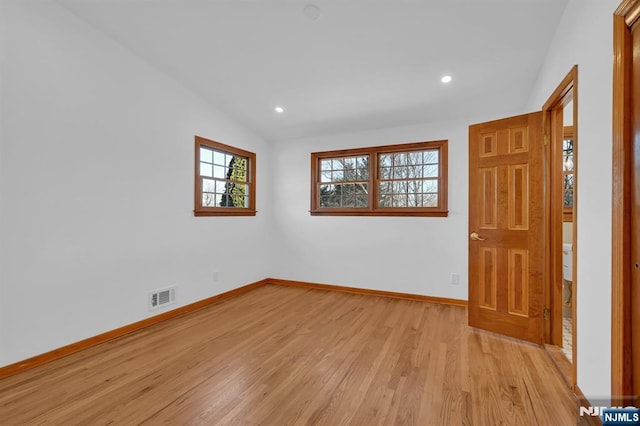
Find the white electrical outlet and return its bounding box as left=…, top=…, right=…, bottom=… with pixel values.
left=451, top=273, right=460, bottom=285
left=213, top=271, right=219, bottom=282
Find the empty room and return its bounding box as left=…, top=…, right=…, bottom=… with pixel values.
left=0, top=0, right=637, bottom=425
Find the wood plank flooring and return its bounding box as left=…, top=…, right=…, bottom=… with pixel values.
left=0, top=284, right=583, bottom=425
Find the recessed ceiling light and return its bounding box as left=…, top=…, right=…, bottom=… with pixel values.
left=275, top=106, right=284, bottom=113
left=441, top=75, right=452, bottom=84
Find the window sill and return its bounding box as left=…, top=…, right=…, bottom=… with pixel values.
left=309, top=209, right=448, bottom=217
left=194, top=210, right=257, bottom=217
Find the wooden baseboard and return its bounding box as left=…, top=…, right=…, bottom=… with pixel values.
left=0, top=279, right=269, bottom=379
left=544, top=344, right=573, bottom=389
left=575, top=385, right=603, bottom=426
left=266, top=278, right=468, bottom=307
left=0, top=277, right=467, bottom=379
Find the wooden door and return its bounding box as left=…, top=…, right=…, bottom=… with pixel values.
left=631, top=19, right=640, bottom=396
left=468, top=112, right=544, bottom=344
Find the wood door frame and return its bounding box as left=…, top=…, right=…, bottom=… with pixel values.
left=612, top=0, right=638, bottom=402
left=542, top=65, right=578, bottom=389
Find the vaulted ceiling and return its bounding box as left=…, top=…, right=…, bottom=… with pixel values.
left=57, top=0, right=569, bottom=141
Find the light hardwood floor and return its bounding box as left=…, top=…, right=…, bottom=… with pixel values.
left=0, top=284, right=584, bottom=425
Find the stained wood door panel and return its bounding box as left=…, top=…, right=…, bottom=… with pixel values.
left=469, top=112, right=544, bottom=344
left=480, top=167, right=498, bottom=229
left=508, top=165, right=529, bottom=230
left=509, top=127, right=529, bottom=153
left=479, top=247, right=497, bottom=309
left=480, top=132, right=498, bottom=157
left=508, top=248, right=530, bottom=316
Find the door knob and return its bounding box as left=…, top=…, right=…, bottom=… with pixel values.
left=470, top=232, right=486, bottom=241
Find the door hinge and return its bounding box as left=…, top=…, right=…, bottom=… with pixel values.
left=543, top=307, right=550, bottom=319
left=543, top=134, right=550, bottom=146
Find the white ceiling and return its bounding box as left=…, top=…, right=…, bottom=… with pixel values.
left=57, top=0, right=569, bottom=141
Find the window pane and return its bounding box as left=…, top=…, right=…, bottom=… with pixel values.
left=355, top=183, right=368, bottom=195
left=356, top=194, right=368, bottom=207
left=393, top=194, right=408, bottom=207
left=200, top=148, right=213, bottom=164
left=407, top=164, right=423, bottom=178
left=394, top=153, right=407, bottom=166
left=407, top=180, right=422, bottom=193
left=320, top=183, right=335, bottom=193
left=202, top=193, right=216, bottom=207
left=379, top=154, right=392, bottom=167
left=423, top=165, right=438, bottom=178
left=230, top=157, right=247, bottom=182
left=319, top=183, right=339, bottom=207
left=393, top=166, right=408, bottom=179
left=408, top=152, right=422, bottom=164
left=219, top=193, right=234, bottom=207
left=213, top=165, right=226, bottom=179
left=563, top=155, right=574, bottom=172
left=342, top=192, right=356, bottom=207
left=564, top=174, right=574, bottom=190
left=564, top=189, right=574, bottom=207
left=214, top=180, right=225, bottom=193
left=200, top=163, right=213, bottom=177
left=378, top=182, right=392, bottom=197
left=423, top=179, right=438, bottom=193
left=332, top=170, right=344, bottom=182
left=343, top=157, right=355, bottom=169
left=321, top=159, right=332, bottom=171
left=423, top=193, right=438, bottom=207
left=213, top=151, right=226, bottom=166
left=320, top=195, right=337, bottom=208
left=424, top=150, right=439, bottom=164
left=393, top=181, right=408, bottom=193
left=563, top=139, right=574, bottom=153
left=356, top=167, right=369, bottom=180
left=202, top=178, right=216, bottom=193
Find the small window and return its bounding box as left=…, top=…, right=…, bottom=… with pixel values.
left=311, top=140, right=448, bottom=217
left=194, top=136, right=256, bottom=216
left=562, top=126, right=574, bottom=222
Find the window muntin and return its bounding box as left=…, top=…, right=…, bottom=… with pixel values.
left=310, top=140, right=448, bottom=217
left=194, top=136, right=256, bottom=216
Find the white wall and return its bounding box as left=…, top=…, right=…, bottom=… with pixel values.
left=525, top=0, right=619, bottom=400
left=0, top=0, right=6, bottom=362
left=0, top=0, right=273, bottom=367
left=270, top=119, right=478, bottom=300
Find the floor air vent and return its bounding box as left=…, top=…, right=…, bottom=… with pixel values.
left=149, top=287, right=176, bottom=311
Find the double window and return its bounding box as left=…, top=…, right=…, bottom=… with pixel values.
left=310, top=140, right=448, bottom=216
left=194, top=136, right=256, bottom=216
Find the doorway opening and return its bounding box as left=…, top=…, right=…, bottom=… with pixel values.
left=542, top=66, right=578, bottom=388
